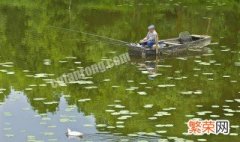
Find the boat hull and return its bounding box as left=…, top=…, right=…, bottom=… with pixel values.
left=128, top=35, right=211, bottom=56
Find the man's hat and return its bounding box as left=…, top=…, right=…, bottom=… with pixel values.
left=148, top=25, right=155, bottom=30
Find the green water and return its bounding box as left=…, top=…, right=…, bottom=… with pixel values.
left=0, top=0, right=240, bottom=142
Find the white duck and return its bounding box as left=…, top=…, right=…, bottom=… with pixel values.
left=66, top=128, right=83, bottom=137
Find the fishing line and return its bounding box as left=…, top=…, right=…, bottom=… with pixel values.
left=48, top=25, right=129, bottom=46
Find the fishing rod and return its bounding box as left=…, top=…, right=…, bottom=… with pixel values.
left=48, top=25, right=129, bottom=46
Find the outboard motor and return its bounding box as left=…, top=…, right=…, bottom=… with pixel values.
left=179, top=31, right=192, bottom=44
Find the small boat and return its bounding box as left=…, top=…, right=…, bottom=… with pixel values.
left=127, top=34, right=211, bottom=56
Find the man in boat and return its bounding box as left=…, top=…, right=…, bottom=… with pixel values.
left=140, top=25, right=159, bottom=48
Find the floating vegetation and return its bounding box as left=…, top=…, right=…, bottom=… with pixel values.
left=0, top=102, right=5, bottom=105
left=114, top=104, right=125, bottom=109
left=143, top=104, right=153, bottom=108
left=65, top=56, right=77, bottom=59
left=185, top=114, right=195, bottom=118
left=155, top=124, right=174, bottom=128
left=180, top=91, right=193, bottom=95
left=85, top=86, right=98, bottom=89
left=74, top=61, right=81, bottom=64
left=103, top=78, right=110, bottom=82
left=230, top=80, right=237, bottom=83
left=59, top=60, right=68, bottom=63
left=43, top=59, right=51, bottom=65
left=96, top=124, right=107, bottom=128
left=234, top=62, right=240, bottom=66
left=125, top=87, right=138, bottom=91
left=1, top=64, right=14, bottom=68
left=221, top=49, right=231, bottom=52
left=119, top=110, right=130, bottom=115
left=181, top=90, right=202, bottom=95
left=130, top=112, right=139, bottom=115
left=78, top=80, right=93, bottom=84
left=174, top=76, right=188, bottom=80
left=114, top=100, right=121, bottom=103
left=222, top=75, right=231, bottom=78
left=5, top=134, right=14, bottom=137
left=234, top=99, right=240, bottom=103
left=59, top=118, right=70, bottom=123
left=59, top=115, right=76, bottom=123
left=176, top=57, right=187, bottom=60
left=25, top=74, right=34, bottom=78
left=199, top=62, right=211, bottom=66
left=193, top=90, right=203, bottom=95
left=29, top=84, right=37, bottom=87
left=211, top=105, right=220, bottom=108
left=145, top=86, right=152, bottom=89
left=0, top=62, right=14, bottom=67
left=148, top=117, right=157, bottom=120
left=202, top=72, right=213, bottom=75
left=116, top=121, right=124, bottom=124
left=65, top=107, right=75, bottom=112
left=116, top=125, right=125, bottom=128
left=34, top=73, right=48, bottom=78
left=156, top=130, right=167, bottom=134
left=3, top=127, right=12, bottom=131
left=33, top=98, right=46, bottom=101
left=107, top=126, right=115, bottom=129
left=0, top=88, right=6, bottom=92
left=139, top=82, right=147, bottom=85
left=4, top=112, right=13, bottom=117
left=39, top=84, right=47, bottom=87
left=6, top=71, right=15, bottom=75
left=127, top=80, right=134, bottom=83
left=231, top=125, right=239, bottom=129
left=162, top=107, right=176, bottom=111
left=196, top=105, right=203, bottom=107
left=141, top=71, right=149, bottom=74
left=197, top=139, right=207, bottom=142
left=224, top=113, right=234, bottom=116
left=111, top=112, right=120, bottom=116
left=223, top=108, right=235, bottom=113
left=210, top=115, right=220, bottom=118
left=137, top=91, right=147, bottom=95
left=23, top=70, right=30, bottom=73
left=0, top=69, right=7, bottom=73
left=196, top=111, right=212, bottom=116
left=84, top=124, right=94, bottom=127
left=154, top=111, right=171, bottom=117
left=44, top=101, right=58, bottom=105
left=127, top=133, right=137, bottom=137
left=78, top=98, right=91, bottom=102
left=145, top=132, right=158, bottom=136
left=25, top=88, right=33, bottom=91
left=118, top=115, right=132, bottom=120
left=157, top=65, right=172, bottom=68
left=229, top=133, right=238, bottom=136
left=225, top=100, right=234, bottom=103
left=105, top=109, right=115, bottom=112
left=158, top=84, right=175, bottom=88
left=193, top=68, right=201, bottom=71
left=43, top=132, right=54, bottom=136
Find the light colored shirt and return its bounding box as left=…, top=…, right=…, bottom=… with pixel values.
left=146, top=30, right=158, bottom=42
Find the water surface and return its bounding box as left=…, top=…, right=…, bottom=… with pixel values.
left=0, top=0, right=240, bottom=141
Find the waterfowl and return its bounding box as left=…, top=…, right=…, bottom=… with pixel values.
left=66, top=128, right=83, bottom=137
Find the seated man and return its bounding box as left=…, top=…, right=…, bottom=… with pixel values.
left=140, top=25, right=159, bottom=48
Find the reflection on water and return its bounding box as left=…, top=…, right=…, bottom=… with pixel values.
left=0, top=0, right=240, bottom=141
